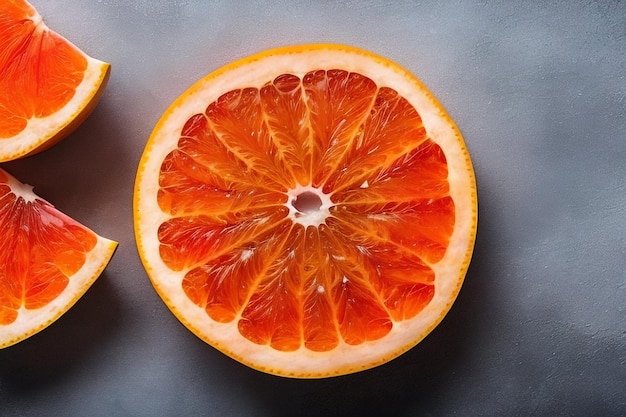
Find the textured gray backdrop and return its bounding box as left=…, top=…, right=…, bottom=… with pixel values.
left=1, top=1, right=624, bottom=416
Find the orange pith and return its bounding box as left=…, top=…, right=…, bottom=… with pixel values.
left=135, top=44, right=477, bottom=377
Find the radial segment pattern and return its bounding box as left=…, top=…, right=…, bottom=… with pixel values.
left=0, top=0, right=87, bottom=138
left=0, top=171, right=97, bottom=325
left=156, top=69, right=455, bottom=352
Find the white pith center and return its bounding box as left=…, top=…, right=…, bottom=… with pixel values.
left=7, top=175, right=38, bottom=203
left=30, top=11, right=48, bottom=36
left=285, top=184, right=334, bottom=228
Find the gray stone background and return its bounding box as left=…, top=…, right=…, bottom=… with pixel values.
left=1, top=1, right=624, bottom=415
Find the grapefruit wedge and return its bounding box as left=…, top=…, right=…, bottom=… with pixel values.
left=0, top=168, right=117, bottom=348
left=134, top=44, right=477, bottom=378
left=0, top=0, right=110, bottom=162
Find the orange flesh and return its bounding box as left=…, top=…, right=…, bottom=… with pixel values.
left=0, top=0, right=87, bottom=138
left=157, top=70, right=455, bottom=352
left=0, top=170, right=97, bottom=325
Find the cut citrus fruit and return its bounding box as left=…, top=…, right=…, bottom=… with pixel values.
left=0, top=168, right=117, bottom=348
left=134, top=44, right=477, bottom=378
left=0, top=0, right=110, bottom=162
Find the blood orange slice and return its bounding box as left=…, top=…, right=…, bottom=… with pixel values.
left=0, top=168, right=117, bottom=348
left=134, top=44, right=477, bottom=378
left=0, top=0, right=110, bottom=162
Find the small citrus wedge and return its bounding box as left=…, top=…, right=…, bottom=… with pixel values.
left=134, top=44, right=477, bottom=378
left=0, top=0, right=110, bottom=162
left=0, top=168, right=117, bottom=348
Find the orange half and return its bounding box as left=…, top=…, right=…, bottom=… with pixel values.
left=134, top=44, right=477, bottom=378
left=0, top=0, right=110, bottom=162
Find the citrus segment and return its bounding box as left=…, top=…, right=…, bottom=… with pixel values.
left=134, top=44, right=477, bottom=377
left=0, top=0, right=110, bottom=161
left=0, top=168, right=117, bottom=348
left=322, top=87, right=429, bottom=193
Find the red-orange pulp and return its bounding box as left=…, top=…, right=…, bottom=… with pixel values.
left=155, top=69, right=454, bottom=352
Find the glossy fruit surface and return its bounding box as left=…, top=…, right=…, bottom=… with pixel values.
left=0, top=0, right=110, bottom=162
left=0, top=168, right=117, bottom=348
left=134, top=44, right=477, bottom=377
